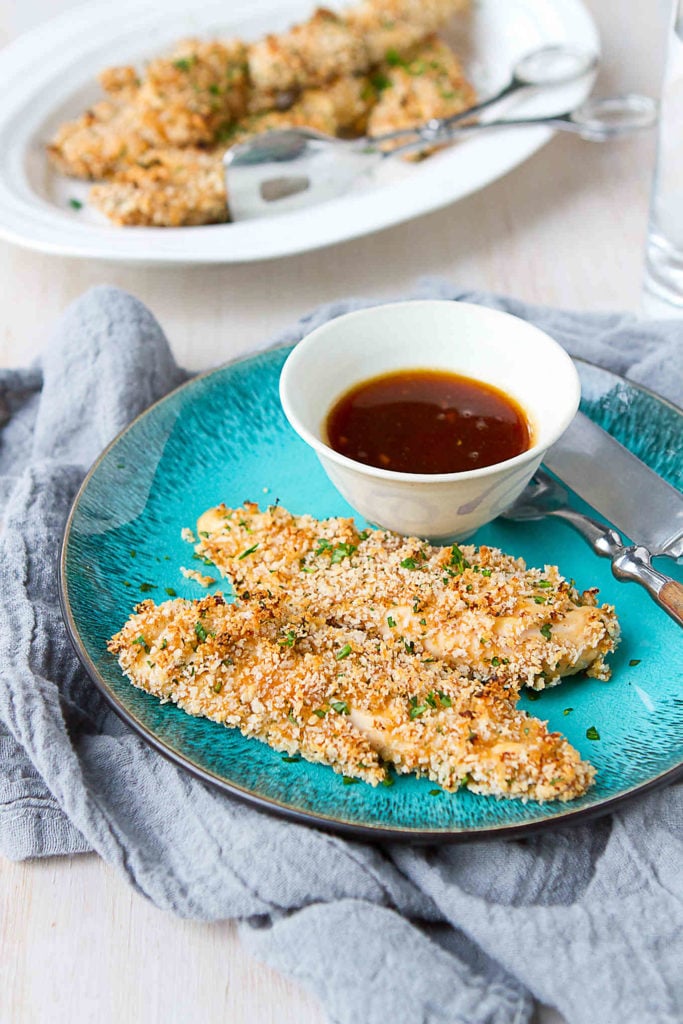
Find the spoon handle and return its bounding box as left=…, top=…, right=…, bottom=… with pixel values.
left=384, top=94, right=656, bottom=156
left=368, top=80, right=518, bottom=148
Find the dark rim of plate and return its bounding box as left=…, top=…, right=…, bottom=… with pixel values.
left=58, top=352, right=683, bottom=843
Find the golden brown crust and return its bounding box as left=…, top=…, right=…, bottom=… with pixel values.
left=107, top=500, right=620, bottom=801
left=194, top=503, right=620, bottom=690
left=109, top=591, right=594, bottom=800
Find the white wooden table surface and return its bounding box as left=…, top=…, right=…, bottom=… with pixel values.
left=0, top=2, right=667, bottom=1022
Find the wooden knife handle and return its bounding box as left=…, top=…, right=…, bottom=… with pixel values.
left=659, top=580, right=683, bottom=628
left=611, top=546, right=683, bottom=629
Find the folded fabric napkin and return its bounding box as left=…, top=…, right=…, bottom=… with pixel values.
left=1, top=281, right=681, bottom=1024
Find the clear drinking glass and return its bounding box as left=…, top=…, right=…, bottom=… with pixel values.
left=643, top=0, right=683, bottom=315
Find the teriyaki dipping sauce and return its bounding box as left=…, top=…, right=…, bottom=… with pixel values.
left=325, top=368, right=532, bottom=474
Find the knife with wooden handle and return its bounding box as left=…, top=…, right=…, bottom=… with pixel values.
left=543, top=412, right=683, bottom=627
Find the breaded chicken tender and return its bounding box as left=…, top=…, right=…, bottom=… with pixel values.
left=368, top=35, right=477, bottom=147
left=48, top=39, right=249, bottom=180
left=89, top=147, right=228, bottom=227
left=89, top=77, right=372, bottom=226
left=194, top=503, right=620, bottom=690
left=248, top=0, right=469, bottom=92
left=109, top=593, right=594, bottom=800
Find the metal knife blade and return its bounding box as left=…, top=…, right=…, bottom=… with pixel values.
left=543, top=411, right=683, bottom=558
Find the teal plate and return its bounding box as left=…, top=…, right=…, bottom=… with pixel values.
left=59, top=352, right=683, bottom=841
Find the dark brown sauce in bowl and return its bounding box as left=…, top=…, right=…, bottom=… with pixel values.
left=325, top=369, right=532, bottom=475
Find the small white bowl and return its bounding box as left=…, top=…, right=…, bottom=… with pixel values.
left=279, top=300, right=580, bottom=540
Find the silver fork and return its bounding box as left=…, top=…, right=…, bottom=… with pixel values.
left=502, top=470, right=683, bottom=627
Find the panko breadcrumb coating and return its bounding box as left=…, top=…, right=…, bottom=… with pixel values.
left=89, top=147, right=228, bottom=227
left=249, top=0, right=469, bottom=92
left=88, top=77, right=372, bottom=226
left=367, top=35, right=477, bottom=149
left=109, top=502, right=619, bottom=801
left=47, top=0, right=474, bottom=226
left=109, top=592, right=594, bottom=801
left=194, top=503, right=620, bottom=691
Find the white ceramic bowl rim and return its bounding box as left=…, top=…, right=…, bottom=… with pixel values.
left=279, top=299, right=581, bottom=484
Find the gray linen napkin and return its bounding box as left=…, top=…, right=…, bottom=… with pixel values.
left=1, top=282, right=681, bottom=1024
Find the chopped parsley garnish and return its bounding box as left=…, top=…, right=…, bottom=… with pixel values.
left=238, top=543, right=259, bottom=560
left=465, top=584, right=473, bottom=593
left=490, top=657, right=500, bottom=667
left=342, top=776, right=360, bottom=785
left=387, top=616, right=396, bottom=628
left=586, top=726, right=600, bottom=741
left=192, top=553, right=214, bottom=566
left=408, top=696, right=428, bottom=720
left=424, top=691, right=437, bottom=708
left=437, top=691, right=452, bottom=707
left=540, top=623, right=553, bottom=641
left=358, top=530, right=370, bottom=541
left=403, top=639, right=415, bottom=654
left=563, top=707, right=573, bottom=716
left=382, top=775, right=395, bottom=787
left=164, top=587, right=177, bottom=597
left=287, top=709, right=298, bottom=725
left=129, top=549, right=136, bottom=558
left=481, top=568, right=492, bottom=577
left=537, top=580, right=552, bottom=588
left=315, top=538, right=333, bottom=555
left=429, top=789, right=443, bottom=796
left=212, top=680, right=223, bottom=694
left=331, top=542, right=357, bottom=564
left=400, top=557, right=419, bottom=570
left=406, top=59, right=427, bottom=76
left=216, top=122, right=239, bottom=143
left=371, top=72, right=391, bottom=92
left=133, top=635, right=149, bottom=653
left=198, top=530, right=210, bottom=538
left=629, top=659, right=641, bottom=667
left=385, top=47, right=403, bottom=65
left=419, top=618, right=427, bottom=626
left=173, top=56, right=196, bottom=71
left=312, top=708, right=327, bottom=718
left=282, top=755, right=300, bottom=763
left=534, top=596, right=547, bottom=605
left=278, top=629, right=297, bottom=648
left=160, top=639, right=168, bottom=650
left=139, top=582, right=156, bottom=593
left=69, top=198, right=83, bottom=210
left=336, top=644, right=352, bottom=660
left=331, top=700, right=349, bottom=715
left=194, top=621, right=208, bottom=643
left=448, top=543, right=470, bottom=573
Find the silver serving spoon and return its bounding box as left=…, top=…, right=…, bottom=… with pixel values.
left=225, top=92, right=656, bottom=220
left=502, top=470, right=683, bottom=628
